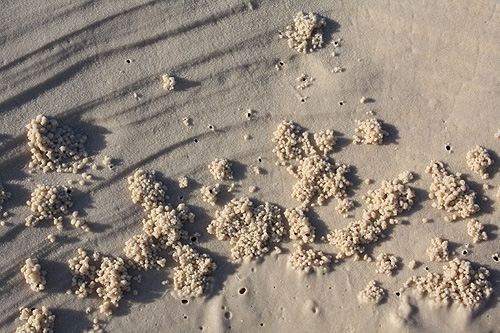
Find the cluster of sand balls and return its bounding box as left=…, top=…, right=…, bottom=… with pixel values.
left=288, top=244, right=331, bottom=273
left=375, top=253, right=398, bottom=276
left=426, top=237, right=449, bottom=262
left=94, top=256, right=132, bottom=316
left=285, top=207, right=315, bottom=244
left=426, top=161, right=479, bottom=221
left=25, top=184, right=73, bottom=229
left=200, top=184, right=220, bottom=206
left=68, top=248, right=97, bottom=298
left=466, top=146, right=493, bottom=179
left=272, top=121, right=353, bottom=212
left=208, top=158, right=233, bottom=181
left=171, top=244, right=217, bottom=297
left=26, top=115, right=89, bottom=173
left=21, top=257, right=46, bottom=292
left=467, top=220, right=488, bottom=243
left=16, top=306, right=55, bottom=333
left=123, top=234, right=166, bottom=270
left=125, top=170, right=190, bottom=269
left=313, top=129, right=336, bottom=156
left=403, top=259, right=493, bottom=309
left=127, top=169, right=168, bottom=211
left=358, top=280, right=385, bottom=304
left=161, top=74, right=176, bottom=91
left=207, top=196, right=286, bottom=260
left=67, top=248, right=132, bottom=316
left=353, top=118, right=388, bottom=145
left=279, top=12, right=326, bottom=53
left=125, top=169, right=216, bottom=298
left=328, top=172, right=415, bottom=259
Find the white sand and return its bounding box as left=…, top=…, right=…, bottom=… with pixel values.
left=1, top=0, right=499, bottom=332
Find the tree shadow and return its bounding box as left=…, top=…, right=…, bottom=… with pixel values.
left=470, top=265, right=500, bottom=320
left=305, top=207, right=331, bottom=240
left=52, top=308, right=92, bottom=333
left=230, top=160, right=247, bottom=181
left=486, top=148, right=500, bottom=179
left=0, top=149, right=30, bottom=182
left=446, top=240, right=462, bottom=255
left=321, top=17, right=341, bottom=46
left=382, top=122, right=399, bottom=145
left=0, top=182, right=30, bottom=214
left=402, top=186, right=427, bottom=217
left=112, top=268, right=169, bottom=318
left=483, top=223, right=498, bottom=241
left=42, top=260, right=73, bottom=294
left=58, top=113, right=111, bottom=159
left=204, top=251, right=238, bottom=299
left=345, top=164, right=362, bottom=196
left=0, top=133, right=12, bottom=142
left=331, top=131, right=350, bottom=153
left=181, top=204, right=213, bottom=241
left=172, top=77, right=201, bottom=91
left=464, top=177, right=494, bottom=215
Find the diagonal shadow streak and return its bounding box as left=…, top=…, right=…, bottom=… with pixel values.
left=0, top=0, right=164, bottom=73
left=0, top=4, right=263, bottom=116
left=0, top=42, right=275, bottom=167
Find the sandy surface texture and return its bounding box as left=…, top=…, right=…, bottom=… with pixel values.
left=1, top=0, right=499, bottom=332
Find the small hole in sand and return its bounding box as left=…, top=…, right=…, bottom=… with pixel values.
left=199, top=327, right=204, bottom=330
left=66, top=189, right=72, bottom=193
left=425, top=266, right=429, bottom=271
left=260, top=323, right=264, bottom=327
left=239, top=288, right=247, bottom=295
left=258, top=157, right=262, bottom=162
left=395, top=292, right=401, bottom=297
left=300, top=98, right=306, bottom=103
left=463, top=250, right=468, bottom=255
left=493, top=255, right=499, bottom=262
left=338, top=101, right=344, bottom=106
left=194, top=138, right=198, bottom=143
left=183, top=315, right=188, bottom=319
left=445, top=145, right=451, bottom=151
left=181, top=299, right=188, bottom=304
left=191, top=236, right=197, bottom=242
left=224, top=311, right=232, bottom=319
left=125, top=59, right=131, bottom=63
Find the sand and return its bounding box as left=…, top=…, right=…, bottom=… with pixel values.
left=0, top=0, right=499, bottom=332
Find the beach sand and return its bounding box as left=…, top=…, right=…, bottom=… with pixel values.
left=1, top=0, right=499, bottom=331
